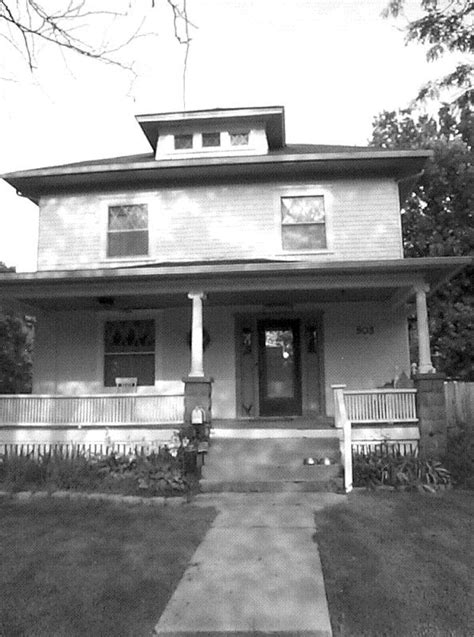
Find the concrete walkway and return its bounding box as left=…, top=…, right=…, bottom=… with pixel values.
left=154, top=492, right=346, bottom=637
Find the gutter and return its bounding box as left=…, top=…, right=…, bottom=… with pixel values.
left=2, top=149, right=433, bottom=180
left=0, top=257, right=470, bottom=285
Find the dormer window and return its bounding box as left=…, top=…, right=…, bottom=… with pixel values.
left=138, top=106, right=282, bottom=158
left=174, top=134, right=193, bottom=150
left=202, top=132, right=221, bottom=148
left=230, top=132, right=249, bottom=146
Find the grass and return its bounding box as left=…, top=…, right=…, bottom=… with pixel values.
left=0, top=497, right=216, bottom=636
left=314, top=490, right=473, bottom=637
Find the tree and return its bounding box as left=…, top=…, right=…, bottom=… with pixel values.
left=383, top=0, right=473, bottom=109
left=0, top=1, right=193, bottom=75
left=371, top=106, right=473, bottom=379
left=0, top=262, right=34, bottom=393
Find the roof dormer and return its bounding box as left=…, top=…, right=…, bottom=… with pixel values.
left=136, top=106, right=285, bottom=160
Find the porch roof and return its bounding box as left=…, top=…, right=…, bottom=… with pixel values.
left=0, top=257, right=469, bottom=311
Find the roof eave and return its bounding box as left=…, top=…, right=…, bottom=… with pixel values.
left=0, top=257, right=469, bottom=287
left=2, top=150, right=432, bottom=203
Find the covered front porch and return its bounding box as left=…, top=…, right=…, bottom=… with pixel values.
left=0, top=257, right=467, bottom=445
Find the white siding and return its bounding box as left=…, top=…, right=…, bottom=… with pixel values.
left=323, top=302, right=410, bottom=414
left=160, top=306, right=237, bottom=419
left=33, top=312, right=102, bottom=394
left=37, top=178, right=402, bottom=270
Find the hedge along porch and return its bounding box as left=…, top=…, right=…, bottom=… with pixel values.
left=0, top=257, right=468, bottom=447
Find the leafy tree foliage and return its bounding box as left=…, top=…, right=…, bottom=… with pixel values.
left=383, top=0, right=473, bottom=108
left=0, top=262, right=33, bottom=393
left=371, top=106, right=473, bottom=379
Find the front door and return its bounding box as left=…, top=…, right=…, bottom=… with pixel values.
left=257, top=319, right=302, bottom=416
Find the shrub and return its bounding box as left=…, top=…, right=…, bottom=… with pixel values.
left=353, top=449, right=452, bottom=492
left=45, top=454, right=99, bottom=491
left=0, top=455, right=46, bottom=491
left=96, top=449, right=189, bottom=496
left=0, top=444, right=199, bottom=496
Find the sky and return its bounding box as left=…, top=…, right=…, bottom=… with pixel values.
left=0, top=0, right=454, bottom=271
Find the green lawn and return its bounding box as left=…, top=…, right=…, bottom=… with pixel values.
left=314, top=490, right=473, bottom=637
left=0, top=498, right=216, bottom=636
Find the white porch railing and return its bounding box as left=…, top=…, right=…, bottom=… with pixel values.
left=0, top=393, right=184, bottom=426
left=343, top=389, right=418, bottom=424
left=332, top=386, right=420, bottom=493
left=332, top=385, right=352, bottom=493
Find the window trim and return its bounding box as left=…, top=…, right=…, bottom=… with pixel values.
left=275, top=187, right=334, bottom=255
left=201, top=131, right=221, bottom=148
left=96, top=310, right=163, bottom=392
left=103, top=198, right=151, bottom=261
left=174, top=133, right=194, bottom=150
left=103, top=318, right=156, bottom=387
left=229, top=131, right=250, bottom=146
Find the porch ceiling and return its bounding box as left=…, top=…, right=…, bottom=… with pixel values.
left=0, top=257, right=469, bottom=312
left=13, top=286, right=398, bottom=311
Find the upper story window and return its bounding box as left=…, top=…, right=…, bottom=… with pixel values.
left=230, top=132, right=249, bottom=146
left=202, top=132, right=221, bottom=148
left=281, top=196, right=327, bottom=251
left=107, top=204, right=148, bottom=258
left=174, top=134, right=193, bottom=150
left=104, top=319, right=155, bottom=387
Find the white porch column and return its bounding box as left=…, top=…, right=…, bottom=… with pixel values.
left=188, top=291, right=206, bottom=377
left=331, top=384, right=347, bottom=428
left=414, top=283, right=435, bottom=374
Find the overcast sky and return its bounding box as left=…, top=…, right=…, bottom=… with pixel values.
left=0, top=0, right=452, bottom=271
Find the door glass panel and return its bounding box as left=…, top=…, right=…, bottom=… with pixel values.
left=264, top=329, right=294, bottom=398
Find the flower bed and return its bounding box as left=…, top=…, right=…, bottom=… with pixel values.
left=0, top=435, right=200, bottom=496
left=353, top=448, right=452, bottom=492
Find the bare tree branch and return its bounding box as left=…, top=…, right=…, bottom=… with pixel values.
left=0, top=0, right=196, bottom=80
left=165, top=0, right=196, bottom=108
left=1, top=0, right=35, bottom=69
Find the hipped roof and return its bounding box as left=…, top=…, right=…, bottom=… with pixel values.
left=2, top=145, right=432, bottom=204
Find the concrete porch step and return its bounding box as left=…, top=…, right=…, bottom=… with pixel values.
left=203, top=462, right=341, bottom=482
left=200, top=435, right=342, bottom=493
left=212, top=416, right=335, bottom=430
left=200, top=477, right=343, bottom=493
left=202, top=438, right=340, bottom=477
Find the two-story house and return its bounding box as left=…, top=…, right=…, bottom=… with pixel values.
left=0, top=106, right=469, bottom=464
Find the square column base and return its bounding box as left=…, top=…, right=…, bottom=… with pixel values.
left=414, top=373, right=447, bottom=459
left=182, top=376, right=213, bottom=429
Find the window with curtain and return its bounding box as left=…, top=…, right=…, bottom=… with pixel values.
left=104, top=320, right=155, bottom=386
left=107, top=204, right=148, bottom=257
left=281, top=196, right=327, bottom=251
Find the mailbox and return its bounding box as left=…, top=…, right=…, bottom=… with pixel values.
left=191, top=406, right=205, bottom=425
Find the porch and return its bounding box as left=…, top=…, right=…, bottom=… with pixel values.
left=0, top=391, right=185, bottom=451
left=0, top=392, right=184, bottom=426
left=0, top=383, right=422, bottom=494
left=0, top=257, right=464, bottom=464
left=0, top=387, right=419, bottom=448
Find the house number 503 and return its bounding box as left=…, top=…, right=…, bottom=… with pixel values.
left=356, top=326, right=374, bottom=335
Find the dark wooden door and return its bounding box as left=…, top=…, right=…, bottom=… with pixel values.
left=257, top=319, right=302, bottom=416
